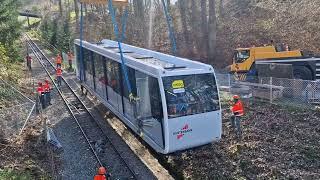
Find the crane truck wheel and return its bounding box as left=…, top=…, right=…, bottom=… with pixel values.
left=293, top=66, right=312, bottom=80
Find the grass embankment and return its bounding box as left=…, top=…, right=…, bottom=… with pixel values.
left=0, top=169, right=33, bottom=180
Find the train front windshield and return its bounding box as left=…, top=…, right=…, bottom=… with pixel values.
left=163, top=73, right=220, bottom=119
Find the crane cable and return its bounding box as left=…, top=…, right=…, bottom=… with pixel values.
left=108, top=1, right=137, bottom=101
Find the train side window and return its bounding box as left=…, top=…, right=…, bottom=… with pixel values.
left=149, top=77, right=163, bottom=121
left=106, top=60, right=121, bottom=94
left=93, top=53, right=107, bottom=98
left=135, top=72, right=163, bottom=121
left=163, top=73, right=220, bottom=119
left=84, top=49, right=94, bottom=88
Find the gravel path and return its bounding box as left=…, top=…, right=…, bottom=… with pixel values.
left=29, top=45, right=98, bottom=179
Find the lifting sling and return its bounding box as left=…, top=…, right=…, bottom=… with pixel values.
left=79, top=0, right=178, bottom=100
left=107, top=1, right=135, bottom=100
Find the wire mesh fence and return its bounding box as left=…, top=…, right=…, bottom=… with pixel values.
left=216, top=73, right=320, bottom=109
left=0, top=79, right=35, bottom=139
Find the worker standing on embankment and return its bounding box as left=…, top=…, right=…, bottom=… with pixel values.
left=55, top=53, right=62, bottom=68
left=43, top=79, right=52, bottom=106
left=36, top=82, right=46, bottom=112
left=56, top=67, right=62, bottom=87
left=230, top=95, right=245, bottom=138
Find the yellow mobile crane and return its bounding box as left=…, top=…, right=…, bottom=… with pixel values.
left=230, top=45, right=320, bottom=80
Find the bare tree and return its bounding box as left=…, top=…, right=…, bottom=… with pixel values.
left=166, top=0, right=170, bottom=12
left=58, top=0, right=63, bottom=16
left=208, top=0, right=217, bottom=63
left=74, top=0, right=79, bottom=23
left=178, top=0, right=191, bottom=54
left=191, top=0, right=200, bottom=54
left=133, top=0, right=147, bottom=46
left=219, top=0, right=224, bottom=18
left=200, top=0, right=208, bottom=58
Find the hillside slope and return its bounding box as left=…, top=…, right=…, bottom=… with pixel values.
left=216, top=0, right=320, bottom=67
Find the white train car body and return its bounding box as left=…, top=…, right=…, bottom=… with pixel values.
left=74, top=39, right=222, bottom=154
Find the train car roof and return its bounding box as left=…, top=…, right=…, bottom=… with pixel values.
left=74, top=39, right=215, bottom=77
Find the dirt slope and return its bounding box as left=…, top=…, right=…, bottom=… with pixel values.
left=167, top=102, right=320, bottom=179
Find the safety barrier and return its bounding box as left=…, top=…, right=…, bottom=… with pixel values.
left=216, top=73, right=320, bottom=108
left=0, top=79, right=35, bottom=139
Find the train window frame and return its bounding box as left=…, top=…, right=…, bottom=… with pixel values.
left=106, top=59, right=122, bottom=95
left=162, top=73, right=220, bottom=119
left=93, top=52, right=107, bottom=98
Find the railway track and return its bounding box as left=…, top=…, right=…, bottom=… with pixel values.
left=25, top=34, right=138, bottom=179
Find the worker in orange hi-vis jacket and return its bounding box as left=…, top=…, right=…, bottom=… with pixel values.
left=230, top=95, right=245, bottom=138
left=94, top=167, right=109, bottom=180
left=56, top=67, right=63, bottom=87
left=55, top=54, right=62, bottom=68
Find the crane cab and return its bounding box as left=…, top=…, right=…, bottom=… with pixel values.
left=230, top=45, right=303, bottom=73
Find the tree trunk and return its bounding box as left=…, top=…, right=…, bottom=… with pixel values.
left=219, top=0, right=224, bottom=18
left=178, top=0, right=190, bottom=55
left=74, top=0, right=79, bottom=30
left=58, top=0, right=63, bottom=16
left=166, top=0, right=170, bottom=12
left=208, top=0, right=217, bottom=63
left=133, top=0, right=146, bottom=46
left=191, top=0, right=200, bottom=55
left=200, top=0, right=208, bottom=58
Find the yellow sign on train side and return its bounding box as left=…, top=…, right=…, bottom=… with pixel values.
left=172, top=80, right=184, bottom=89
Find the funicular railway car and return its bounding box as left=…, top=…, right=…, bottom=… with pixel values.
left=74, top=39, right=221, bottom=154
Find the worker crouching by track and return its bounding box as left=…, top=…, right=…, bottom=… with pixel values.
left=230, top=95, right=245, bottom=138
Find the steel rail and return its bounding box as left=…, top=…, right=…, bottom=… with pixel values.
left=25, top=34, right=137, bottom=179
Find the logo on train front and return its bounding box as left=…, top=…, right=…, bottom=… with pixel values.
left=173, top=124, right=192, bottom=140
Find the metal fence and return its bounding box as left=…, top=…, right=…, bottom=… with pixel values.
left=0, top=79, right=35, bottom=139
left=216, top=73, right=320, bottom=108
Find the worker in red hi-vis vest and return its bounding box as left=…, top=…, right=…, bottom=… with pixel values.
left=55, top=54, right=62, bottom=68
left=56, top=67, right=62, bottom=87
left=36, top=82, right=46, bottom=112
left=94, top=167, right=109, bottom=180
left=230, top=95, right=244, bottom=138
left=43, top=79, right=52, bottom=106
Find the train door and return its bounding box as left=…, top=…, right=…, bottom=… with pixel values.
left=135, top=71, right=164, bottom=148
left=106, top=59, right=123, bottom=113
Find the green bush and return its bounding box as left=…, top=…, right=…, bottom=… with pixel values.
left=0, top=169, right=33, bottom=180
